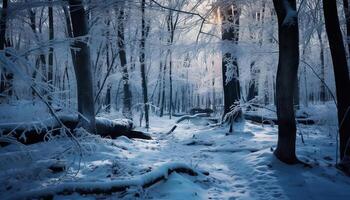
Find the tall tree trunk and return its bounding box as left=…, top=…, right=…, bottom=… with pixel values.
left=247, top=2, right=265, bottom=102
left=140, top=0, right=149, bottom=128
left=0, top=0, right=7, bottom=50
left=160, top=61, right=166, bottom=117
left=29, top=9, right=48, bottom=100
left=247, top=61, right=257, bottom=102
left=29, top=9, right=47, bottom=83
left=63, top=5, right=75, bottom=106
left=220, top=4, right=241, bottom=116
left=105, top=84, right=111, bottom=113
left=0, top=0, right=7, bottom=94
left=0, top=0, right=11, bottom=97
left=63, top=6, right=76, bottom=65
left=169, top=50, right=173, bottom=119
left=48, top=1, right=54, bottom=103
left=166, top=10, right=179, bottom=119
left=117, top=6, right=132, bottom=119
left=211, top=60, right=216, bottom=111
left=323, top=0, right=350, bottom=160
left=68, top=0, right=96, bottom=133
left=293, top=78, right=300, bottom=109
left=167, top=13, right=172, bottom=118
left=343, top=0, right=350, bottom=55
left=157, top=60, right=163, bottom=109
left=317, top=30, right=326, bottom=102
left=273, top=0, right=300, bottom=164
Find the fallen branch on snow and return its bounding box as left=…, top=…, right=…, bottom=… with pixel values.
left=6, top=163, right=208, bottom=200
left=202, top=147, right=260, bottom=153
left=166, top=113, right=209, bottom=135
left=244, top=113, right=315, bottom=125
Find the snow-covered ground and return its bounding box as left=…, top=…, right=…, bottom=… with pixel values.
left=1, top=103, right=349, bottom=200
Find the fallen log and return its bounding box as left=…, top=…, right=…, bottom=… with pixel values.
left=189, top=108, right=213, bottom=115
left=185, top=140, right=214, bottom=146
left=0, top=115, right=151, bottom=146
left=166, top=113, right=209, bottom=135
left=175, top=113, right=209, bottom=124
left=172, top=113, right=187, bottom=117
left=244, top=113, right=315, bottom=125
left=6, top=163, right=208, bottom=200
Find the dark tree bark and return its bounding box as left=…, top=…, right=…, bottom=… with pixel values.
left=157, top=60, right=163, bottom=109
left=29, top=9, right=47, bottom=83
left=160, top=59, right=166, bottom=117
left=323, top=0, right=350, bottom=160
left=273, top=0, right=300, bottom=164
left=0, top=0, right=7, bottom=50
left=62, top=6, right=76, bottom=64
left=28, top=9, right=48, bottom=101
left=117, top=6, right=132, bottom=120
left=166, top=11, right=178, bottom=119
left=140, top=0, right=149, bottom=128
left=343, top=0, right=350, bottom=55
left=317, top=30, right=327, bottom=102
left=169, top=50, right=173, bottom=118
left=48, top=0, right=54, bottom=103
left=293, top=78, right=300, bottom=109
left=247, top=61, right=257, bottom=102
left=211, top=60, right=216, bottom=111
left=68, top=0, right=96, bottom=133
left=104, top=84, right=111, bottom=112
left=0, top=0, right=13, bottom=97
left=166, top=1, right=181, bottom=117
left=220, top=4, right=241, bottom=116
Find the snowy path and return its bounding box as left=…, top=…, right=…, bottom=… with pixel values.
left=121, top=117, right=350, bottom=200
left=133, top=120, right=282, bottom=199
left=1, top=116, right=350, bottom=200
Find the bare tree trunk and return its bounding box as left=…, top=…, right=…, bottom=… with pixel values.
left=247, top=61, right=257, bottom=102
left=166, top=10, right=179, bottom=119
left=105, top=84, right=111, bottom=112
left=247, top=3, right=265, bottom=102
left=117, top=6, right=132, bottom=119
left=169, top=50, right=173, bottom=119
left=62, top=6, right=75, bottom=107
left=63, top=6, right=76, bottom=64
left=160, top=61, right=166, bottom=117
left=29, top=9, right=47, bottom=83
left=323, top=0, right=350, bottom=160
left=273, top=0, right=300, bottom=164
left=157, top=60, right=163, bottom=109
left=343, top=0, right=350, bottom=56
left=293, top=78, right=300, bottom=109
left=28, top=9, right=48, bottom=102
left=220, top=3, right=241, bottom=116
left=0, top=0, right=12, bottom=97
left=0, top=0, right=7, bottom=50
left=211, top=60, right=216, bottom=111
left=140, top=0, right=149, bottom=128
left=317, top=30, right=326, bottom=102
left=68, top=0, right=96, bottom=133
left=62, top=64, right=71, bottom=107
left=48, top=0, right=54, bottom=104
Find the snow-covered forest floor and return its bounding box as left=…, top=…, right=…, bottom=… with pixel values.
left=1, top=102, right=350, bottom=200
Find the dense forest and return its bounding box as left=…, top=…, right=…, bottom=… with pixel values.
left=0, top=0, right=350, bottom=199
